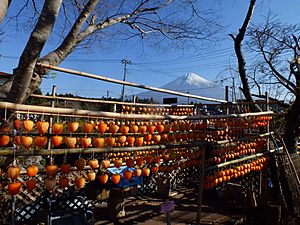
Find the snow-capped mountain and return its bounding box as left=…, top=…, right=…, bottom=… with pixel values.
left=137, top=72, right=224, bottom=104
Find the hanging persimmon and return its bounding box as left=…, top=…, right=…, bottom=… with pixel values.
left=21, top=136, right=33, bottom=148
left=135, top=137, right=144, bottom=147
left=156, top=124, right=164, bottom=133
left=26, top=179, right=37, bottom=191
left=101, top=159, right=110, bottom=169
left=87, top=171, right=96, bottom=181
left=75, top=158, right=86, bottom=171
left=151, top=165, right=159, bottom=174
left=14, top=119, right=21, bottom=130
left=136, top=158, right=145, bottom=167
left=109, top=124, right=119, bottom=134
left=34, top=136, right=48, bottom=148
left=7, top=166, right=21, bottom=179
left=93, top=137, right=105, bottom=148
left=118, top=135, right=126, bottom=144
left=133, top=168, right=142, bottom=177
left=8, top=182, right=22, bottom=195
left=23, top=120, right=34, bottom=132
left=80, top=137, right=92, bottom=148
left=126, top=136, right=135, bottom=146
left=75, top=176, right=86, bottom=189
left=106, top=137, right=116, bottom=147
left=147, top=125, right=156, bottom=134
left=144, top=156, right=153, bottom=164
left=45, top=177, right=56, bottom=192
left=82, top=122, right=94, bottom=134
left=61, top=163, right=71, bottom=174
left=138, top=125, right=147, bottom=134
left=51, top=136, right=63, bottom=147
left=142, top=168, right=150, bottom=177
left=129, top=124, right=138, bottom=134
left=97, top=122, right=108, bottom=133
left=89, top=158, right=99, bottom=170
left=45, top=164, right=58, bottom=177
left=152, top=135, right=161, bottom=143
left=63, top=137, right=77, bottom=148
left=52, top=123, right=64, bottom=134
left=113, top=159, right=122, bottom=168
left=36, top=121, right=49, bottom=135
left=98, top=173, right=108, bottom=184
left=0, top=135, right=10, bottom=147
left=123, top=170, right=132, bottom=180
left=111, top=174, right=121, bottom=185
left=120, top=125, right=129, bottom=135
left=13, top=136, right=21, bottom=146
left=67, top=121, right=79, bottom=133
left=125, top=158, right=134, bottom=168
left=26, top=165, right=39, bottom=177
left=59, top=176, right=70, bottom=188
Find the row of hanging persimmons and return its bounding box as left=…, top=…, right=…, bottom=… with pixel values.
left=0, top=119, right=207, bottom=149
left=203, top=156, right=269, bottom=190
left=0, top=115, right=271, bottom=149
left=5, top=148, right=202, bottom=195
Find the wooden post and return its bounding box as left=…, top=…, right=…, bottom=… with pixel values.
left=260, top=92, right=270, bottom=202
left=196, top=146, right=205, bottom=225
left=225, top=86, right=229, bottom=102
left=11, top=195, right=16, bottom=225
left=47, top=85, right=56, bottom=150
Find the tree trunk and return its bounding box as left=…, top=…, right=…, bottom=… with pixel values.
left=0, top=0, right=11, bottom=23
left=283, top=90, right=300, bottom=153
left=6, top=0, right=62, bottom=103
left=230, top=0, right=261, bottom=112
left=15, top=0, right=99, bottom=102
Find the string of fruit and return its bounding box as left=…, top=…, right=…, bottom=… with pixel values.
left=0, top=115, right=272, bottom=150
left=203, top=156, right=269, bottom=190
left=207, top=138, right=267, bottom=165
left=122, top=106, right=194, bottom=116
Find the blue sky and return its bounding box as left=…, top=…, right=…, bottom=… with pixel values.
left=0, top=0, right=300, bottom=99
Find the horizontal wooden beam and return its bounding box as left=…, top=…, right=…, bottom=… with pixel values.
left=206, top=149, right=277, bottom=171
left=0, top=101, right=274, bottom=121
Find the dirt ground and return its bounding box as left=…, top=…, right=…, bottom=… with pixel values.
left=93, top=187, right=245, bottom=225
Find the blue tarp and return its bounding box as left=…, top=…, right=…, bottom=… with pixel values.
left=107, top=166, right=143, bottom=188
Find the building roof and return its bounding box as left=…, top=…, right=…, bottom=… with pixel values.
left=0, top=72, right=13, bottom=77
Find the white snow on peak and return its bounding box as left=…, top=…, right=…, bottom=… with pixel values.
left=161, top=72, right=213, bottom=91
left=184, top=72, right=213, bottom=86
left=136, top=72, right=224, bottom=103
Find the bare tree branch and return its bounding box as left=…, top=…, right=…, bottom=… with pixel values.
left=230, top=0, right=261, bottom=112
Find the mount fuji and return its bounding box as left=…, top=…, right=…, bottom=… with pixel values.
left=136, top=72, right=224, bottom=104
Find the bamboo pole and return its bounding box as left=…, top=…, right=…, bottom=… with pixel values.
left=206, top=148, right=277, bottom=171
left=215, top=132, right=273, bottom=145
left=0, top=101, right=274, bottom=121
left=30, top=94, right=194, bottom=108
left=36, top=62, right=228, bottom=103
left=0, top=142, right=205, bottom=156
